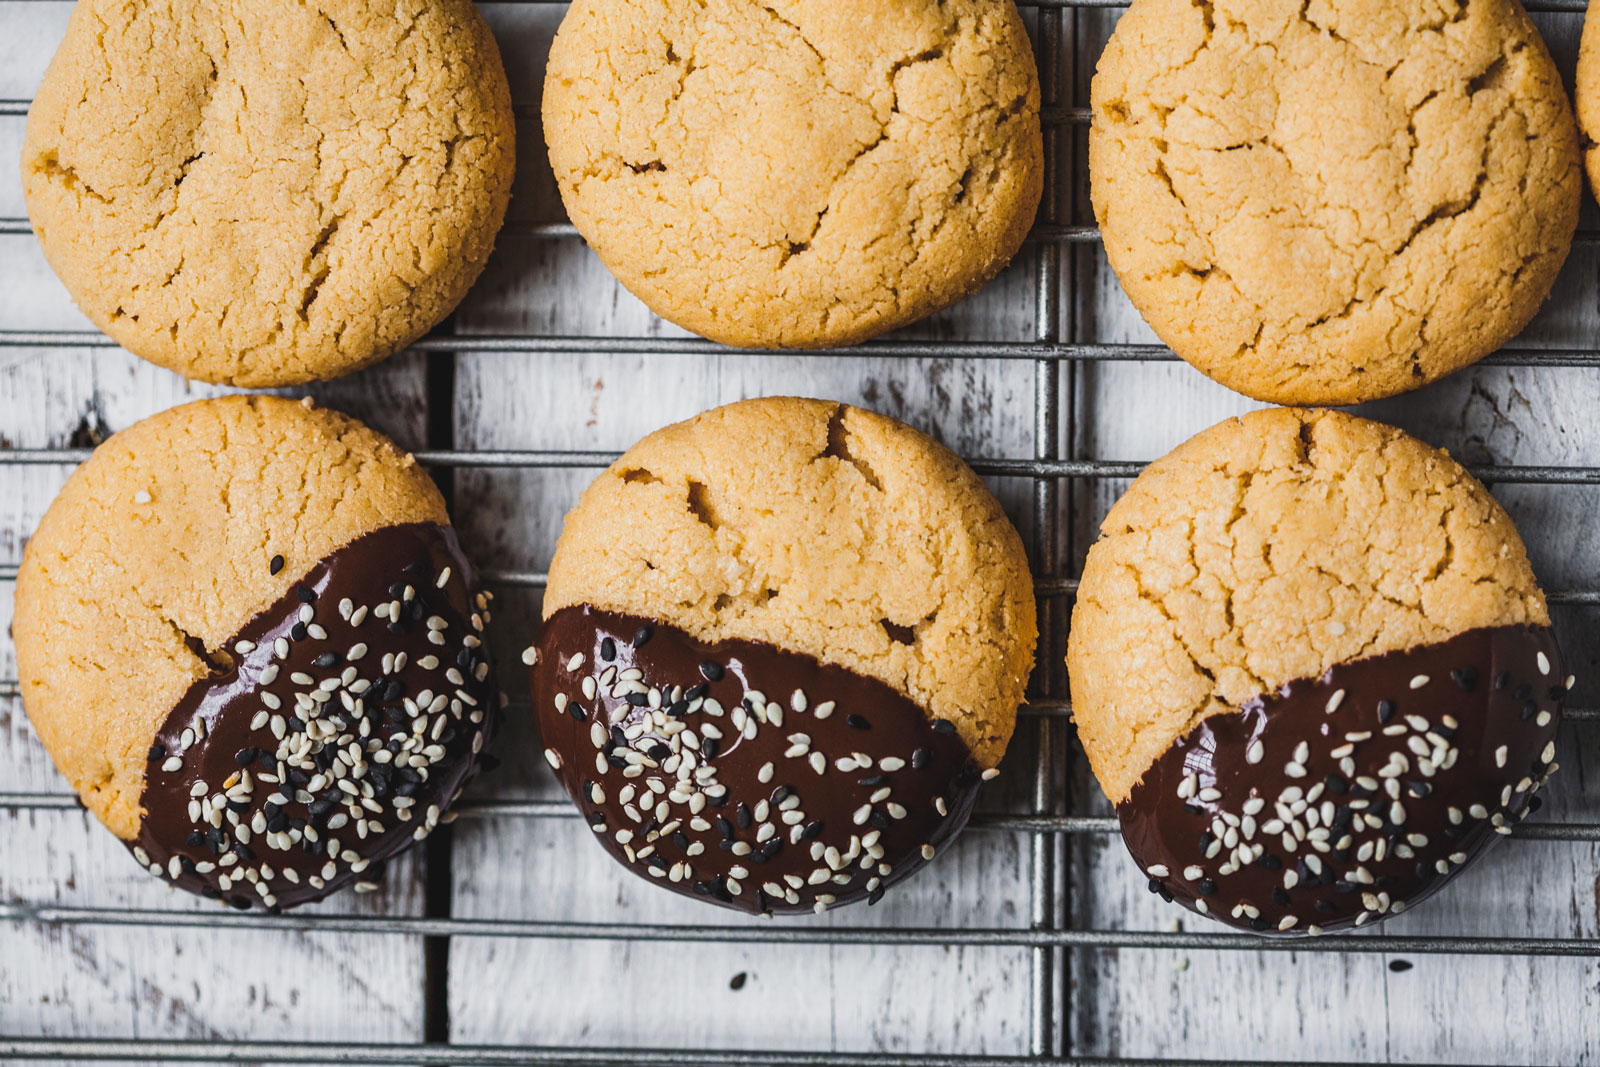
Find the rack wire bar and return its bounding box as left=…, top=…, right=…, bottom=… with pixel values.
left=10, top=329, right=1600, bottom=369
left=3, top=904, right=1597, bottom=955
left=0, top=1038, right=1505, bottom=1067
left=0, top=1039, right=1517, bottom=1067
left=3, top=791, right=1596, bottom=841
left=8, top=448, right=1600, bottom=487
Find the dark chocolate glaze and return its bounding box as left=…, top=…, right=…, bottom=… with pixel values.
left=532, top=605, right=985, bottom=915
left=1118, top=626, right=1566, bottom=935
left=132, top=523, right=501, bottom=910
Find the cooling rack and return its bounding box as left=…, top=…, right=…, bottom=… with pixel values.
left=1, top=0, right=1598, bottom=1063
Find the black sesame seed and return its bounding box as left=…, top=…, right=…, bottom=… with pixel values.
left=736, top=803, right=753, bottom=829
left=869, top=810, right=891, bottom=830
left=234, top=747, right=256, bottom=766
left=296, top=585, right=317, bottom=603
left=568, top=704, right=585, bottom=722
left=1406, top=781, right=1431, bottom=798
left=932, top=719, right=956, bottom=734
left=1196, top=879, right=1217, bottom=897
left=1249, top=917, right=1269, bottom=931
left=1259, top=854, right=1283, bottom=871
left=801, top=820, right=825, bottom=840
left=673, top=831, right=691, bottom=851
left=702, top=737, right=721, bottom=760
left=633, top=626, right=653, bottom=647
left=147, top=743, right=166, bottom=761
left=1515, top=682, right=1533, bottom=701
left=771, top=786, right=792, bottom=804
left=1444, top=826, right=1465, bottom=840
left=1158, top=886, right=1174, bottom=903
left=1389, top=959, right=1414, bottom=973
left=691, top=881, right=712, bottom=896
left=388, top=620, right=406, bottom=635
left=1147, top=878, right=1163, bottom=894
left=685, top=683, right=709, bottom=701
left=388, top=582, right=407, bottom=598
left=290, top=622, right=308, bottom=642
left=185, top=830, right=206, bottom=848
left=716, top=816, right=734, bottom=840
left=1325, top=773, right=1349, bottom=794
left=1376, top=700, right=1395, bottom=724
left=1520, top=702, right=1538, bottom=721
left=1333, top=880, right=1355, bottom=893
left=269, top=554, right=285, bottom=575
left=1198, top=830, right=1215, bottom=851
left=600, top=637, right=616, bottom=661
left=1272, top=888, right=1291, bottom=906
left=846, top=714, right=871, bottom=730
left=912, top=747, right=931, bottom=770
left=700, top=661, right=724, bottom=681
left=625, top=692, right=649, bottom=707
left=1451, top=666, right=1478, bottom=691
left=857, top=775, right=886, bottom=787
left=867, top=885, right=886, bottom=905
left=313, top=652, right=339, bottom=668
left=1183, top=802, right=1205, bottom=816
left=1315, top=899, right=1337, bottom=913
left=761, top=839, right=782, bottom=860
left=1494, top=670, right=1511, bottom=690
left=229, top=897, right=252, bottom=911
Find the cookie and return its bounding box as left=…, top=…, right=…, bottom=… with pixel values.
left=1067, top=408, right=1566, bottom=934
left=1576, top=9, right=1600, bottom=204
left=1089, top=0, right=1580, bottom=406
left=528, top=397, right=1037, bottom=914
left=21, top=0, right=514, bottom=387
left=542, top=0, right=1042, bottom=349
left=13, top=397, right=502, bottom=909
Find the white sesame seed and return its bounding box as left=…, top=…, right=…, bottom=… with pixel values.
left=1246, top=740, right=1264, bottom=765
left=809, top=751, right=827, bottom=775
left=1495, top=745, right=1508, bottom=768
left=1324, top=689, right=1345, bottom=714
left=1537, top=652, right=1551, bottom=676
left=567, top=653, right=585, bottom=672
left=981, top=768, right=999, bottom=781
left=813, top=701, right=835, bottom=720
left=1409, top=674, right=1429, bottom=690
left=544, top=748, right=563, bottom=770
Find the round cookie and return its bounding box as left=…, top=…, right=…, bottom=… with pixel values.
left=528, top=397, right=1037, bottom=914
left=1067, top=408, right=1566, bottom=935
left=21, top=0, right=514, bottom=387
left=542, top=0, right=1043, bottom=349
left=1089, top=0, right=1580, bottom=406
left=1577, top=10, right=1600, bottom=205
left=13, top=396, right=502, bottom=909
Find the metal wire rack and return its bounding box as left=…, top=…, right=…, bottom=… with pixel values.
left=2, top=0, right=1598, bottom=1064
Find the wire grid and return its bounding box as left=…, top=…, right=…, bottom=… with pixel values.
left=1, top=0, right=1599, bottom=1064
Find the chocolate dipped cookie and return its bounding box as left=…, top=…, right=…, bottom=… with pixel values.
left=13, top=397, right=502, bottom=909
left=1067, top=408, right=1567, bottom=935
left=528, top=397, right=1037, bottom=914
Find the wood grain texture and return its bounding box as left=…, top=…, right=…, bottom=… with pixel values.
left=0, top=1, right=1596, bottom=1064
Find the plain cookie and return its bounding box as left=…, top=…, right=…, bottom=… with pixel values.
left=542, top=0, right=1043, bottom=348
left=530, top=397, right=1037, bottom=913
left=22, top=0, right=515, bottom=386
left=1068, top=408, right=1564, bottom=933
left=14, top=396, right=502, bottom=908
left=1090, top=0, right=1581, bottom=405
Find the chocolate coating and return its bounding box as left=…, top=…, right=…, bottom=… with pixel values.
left=532, top=605, right=984, bottom=915
left=133, top=523, right=501, bottom=910
left=1118, top=626, right=1565, bottom=934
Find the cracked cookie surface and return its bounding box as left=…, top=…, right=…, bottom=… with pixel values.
left=541, top=396, right=1037, bottom=767
left=21, top=0, right=514, bottom=386
left=1067, top=407, right=1549, bottom=804
left=13, top=396, right=448, bottom=839
left=1089, top=0, right=1580, bottom=405
left=541, top=0, right=1043, bottom=349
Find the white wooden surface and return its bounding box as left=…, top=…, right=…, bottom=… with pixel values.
left=1, top=2, right=1597, bottom=1064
